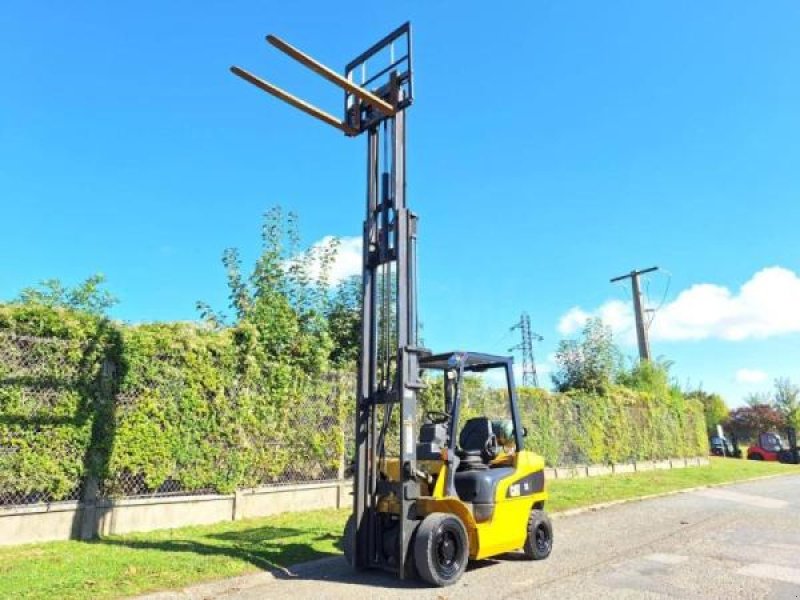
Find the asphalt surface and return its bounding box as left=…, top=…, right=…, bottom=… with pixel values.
left=142, top=474, right=800, bottom=600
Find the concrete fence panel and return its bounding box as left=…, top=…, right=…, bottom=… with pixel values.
left=0, top=457, right=711, bottom=546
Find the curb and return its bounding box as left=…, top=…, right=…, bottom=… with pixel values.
left=549, top=470, right=796, bottom=519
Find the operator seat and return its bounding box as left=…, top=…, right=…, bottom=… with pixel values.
left=456, top=417, right=496, bottom=470
left=454, top=417, right=514, bottom=522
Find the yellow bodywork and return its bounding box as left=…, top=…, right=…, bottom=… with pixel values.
left=380, top=450, right=547, bottom=560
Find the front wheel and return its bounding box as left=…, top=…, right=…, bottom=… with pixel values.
left=413, top=512, right=469, bottom=587
left=523, top=509, right=553, bottom=560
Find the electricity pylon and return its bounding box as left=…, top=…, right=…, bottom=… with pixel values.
left=510, top=312, right=543, bottom=387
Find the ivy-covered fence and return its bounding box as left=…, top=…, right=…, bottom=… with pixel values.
left=446, top=379, right=708, bottom=468
left=0, top=305, right=708, bottom=508
left=0, top=332, right=93, bottom=505
left=517, top=388, right=707, bottom=467
left=0, top=304, right=351, bottom=507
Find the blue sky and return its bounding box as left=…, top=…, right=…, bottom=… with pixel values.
left=2, top=1, right=799, bottom=406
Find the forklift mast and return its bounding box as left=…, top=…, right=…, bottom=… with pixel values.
left=230, top=23, right=420, bottom=577
left=351, top=26, right=423, bottom=576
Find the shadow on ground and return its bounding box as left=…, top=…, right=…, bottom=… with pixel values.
left=279, top=552, right=520, bottom=590
left=98, top=523, right=526, bottom=592
left=97, top=524, right=341, bottom=574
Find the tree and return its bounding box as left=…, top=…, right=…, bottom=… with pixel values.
left=686, top=390, right=729, bottom=436
left=197, top=207, right=336, bottom=379
left=743, top=391, right=772, bottom=407
left=16, top=274, right=117, bottom=316
left=617, top=358, right=674, bottom=394
left=552, top=318, right=621, bottom=393
left=737, top=379, right=800, bottom=433
left=725, top=404, right=785, bottom=442
left=773, top=377, right=800, bottom=430
left=325, top=275, right=361, bottom=368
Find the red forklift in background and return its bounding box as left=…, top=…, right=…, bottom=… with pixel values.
left=747, top=429, right=799, bottom=464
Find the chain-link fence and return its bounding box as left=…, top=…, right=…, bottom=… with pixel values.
left=96, top=376, right=354, bottom=501
left=0, top=332, right=89, bottom=506
left=102, top=372, right=353, bottom=499
left=0, top=330, right=356, bottom=506
left=1, top=332, right=706, bottom=509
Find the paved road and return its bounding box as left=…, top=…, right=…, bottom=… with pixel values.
left=144, top=475, right=800, bottom=600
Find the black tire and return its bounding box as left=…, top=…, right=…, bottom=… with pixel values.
left=343, top=514, right=356, bottom=568
left=523, top=509, right=553, bottom=560
left=749, top=453, right=764, bottom=461
left=413, top=512, right=469, bottom=587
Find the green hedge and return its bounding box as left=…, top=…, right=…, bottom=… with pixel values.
left=105, top=322, right=349, bottom=495
left=0, top=305, right=113, bottom=502
left=1, top=304, right=707, bottom=504
left=0, top=304, right=349, bottom=502
left=420, top=372, right=708, bottom=466
left=518, top=387, right=708, bottom=466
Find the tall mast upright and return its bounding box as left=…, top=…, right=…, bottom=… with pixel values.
left=231, top=23, right=419, bottom=578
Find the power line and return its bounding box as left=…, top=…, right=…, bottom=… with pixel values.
left=644, top=269, right=672, bottom=331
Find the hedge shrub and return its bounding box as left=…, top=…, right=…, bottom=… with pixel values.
left=0, top=304, right=349, bottom=502
left=519, top=386, right=707, bottom=466
left=0, top=305, right=115, bottom=503
left=1, top=303, right=707, bottom=504
left=420, top=371, right=707, bottom=466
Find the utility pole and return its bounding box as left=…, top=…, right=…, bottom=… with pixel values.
left=610, top=266, right=658, bottom=362
left=510, top=312, right=543, bottom=387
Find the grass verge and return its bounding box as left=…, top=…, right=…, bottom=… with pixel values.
left=2, top=458, right=796, bottom=600
left=546, top=456, right=794, bottom=512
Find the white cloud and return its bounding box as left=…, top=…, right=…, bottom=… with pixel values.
left=558, top=300, right=636, bottom=343
left=557, top=266, right=800, bottom=344
left=558, top=307, right=592, bottom=336
left=652, top=267, right=800, bottom=341
left=305, top=235, right=362, bottom=284
left=735, top=368, right=768, bottom=384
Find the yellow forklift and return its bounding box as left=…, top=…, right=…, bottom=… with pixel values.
left=231, top=22, right=552, bottom=587
left=343, top=351, right=553, bottom=586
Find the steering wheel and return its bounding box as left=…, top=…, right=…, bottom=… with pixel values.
left=425, top=410, right=450, bottom=425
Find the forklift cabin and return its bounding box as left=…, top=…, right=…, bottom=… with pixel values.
left=416, top=351, right=530, bottom=499
left=346, top=351, right=552, bottom=586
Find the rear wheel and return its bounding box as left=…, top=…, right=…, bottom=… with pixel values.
left=749, top=453, right=764, bottom=461
left=413, top=512, right=469, bottom=587
left=523, top=509, right=553, bottom=560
